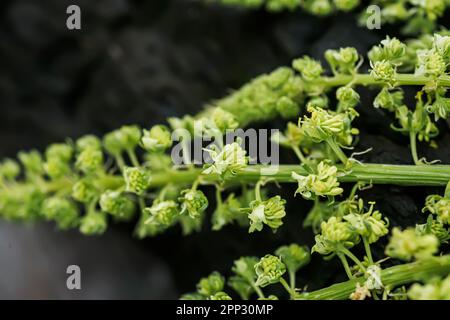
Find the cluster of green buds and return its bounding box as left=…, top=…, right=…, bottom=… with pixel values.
left=423, top=183, right=450, bottom=224
left=181, top=271, right=231, bottom=300
left=408, top=275, right=450, bottom=300
left=385, top=227, right=439, bottom=261
left=254, top=254, right=286, bottom=287
left=292, top=161, right=344, bottom=200
left=246, top=195, right=286, bottom=233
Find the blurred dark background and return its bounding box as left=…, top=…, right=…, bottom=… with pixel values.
left=0, top=0, right=448, bottom=299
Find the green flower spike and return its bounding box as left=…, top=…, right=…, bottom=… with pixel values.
left=99, top=190, right=135, bottom=220
left=123, top=167, right=150, bottom=195
left=385, top=227, right=439, bottom=261
left=203, top=141, right=248, bottom=176
left=197, top=271, right=225, bottom=296
left=292, top=161, right=344, bottom=200
left=141, top=125, right=173, bottom=153
left=247, top=195, right=286, bottom=233
left=179, top=189, right=209, bottom=219
left=254, top=254, right=286, bottom=287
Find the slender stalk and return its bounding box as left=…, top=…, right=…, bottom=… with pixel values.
left=289, top=270, right=296, bottom=291
left=340, top=247, right=366, bottom=271
left=338, top=253, right=354, bottom=280
left=325, top=138, right=348, bottom=164
left=292, top=146, right=307, bottom=164
left=280, top=278, right=294, bottom=299
left=298, top=255, right=450, bottom=300
left=409, top=131, right=420, bottom=165
left=363, top=237, right=373, bottom=265
left=250, top=282, right=265, bottom=299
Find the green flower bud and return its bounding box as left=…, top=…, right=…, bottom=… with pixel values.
left=336, top=86, right=360, bottom=108
left=373, top=87, right=404, bottom=112
left=228, top=275, right=254, bottom=300
left=254, top=254, right=286, bottom=287
left=333, top=0, right=359, bottom=11
left=247, top=195, right=286, bottom=233
left=144, top=200, right=178, bottom=227
left=369, top=37, right=406, bottom=64
left=300, top=106, right=346, bottom=142
left=103, top=125, right=141, bottom=155
left=197, top=271, right=225, bottom=296
left=385, top=227, right=439, bottom=261
left=211, top=108, right=239, bottom=132
left=292, top=56, right=323, bottom=81
left=179, top=292, right=204, bottom=300
left=416, top=49, right=446, bottom=78
left=179, top=189, right=208, bottom=219
left=44, top=158, right=71, bottom=179
left=141, top=125, right=172, bottom=153
left=72, top=179, right=99, bottom=204
left=292, top=161, right=343, bottom=200
left=0, top=159, right=20, bottom=180
left=45, top=143, right=73, bottom=162
left=304, top=0, right=333, bottom=16
left=18, top=150, right=44, bottom=176
left=416, top=215, right=450, bottom=244
left=423, top=194, right=450, bottom=224
left=408, top=275, right=450, bottom=300
left=276, top=96, right=300, bottom=119
left=343, top=201, right=389, bottom=243
left=80, top=211, right=108, bottom=235
left=42, top=197, right=79, bottom=230
left=433, top=34, right=450, bottom=59
left=232, top=256, right=259, bottom=282
left=312, top=217, right=359, bottom=257
left=275, top=244, right=310, bottom=273
left=325, top=47, right=359, bottom=74
left=76, top=135, right=102, bottom=151
left=370, top=60, right=396, bottom=85
left=208, top=292, right=232, bottom=300
left=203, top=142, right=248, bottom=176
left=123, top=167, right=150, bottom=195
left=427, top=93, right=450, bottom=121
left=99, top=190, right=135, bottom=220
left=76, top=148, right=104, bottom=174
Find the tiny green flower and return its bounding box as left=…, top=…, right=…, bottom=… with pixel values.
left=312, top=216, right=359, bottom=257
left=427, top=93, right=450, bottom=121
left=416, top=215, right=450, bottom=244
left=415, top=49, right=447, bottom=78
left=41, top=197, right=79, bottom=230
left=99, top=190, right=135, bottom=220
left=292, top=161, right=343, bottom=200
left=275, top=244, right=310, bottom=273
left=197, top=271, right=225, bottom=296
left=72, top=179, right=99, bottom=204
left=370, top=60, right=396, bottom=86
left=179, top=189, right=209, bottom=219
left=76, top=147, right=104, bottom=174
left=44, top=158, right=71, bottom=180
left=336, top=86, right=360, bottom=109
left=0, top=159, right=20, bottom=180
left=373, top=87, right=404, bottom=112
left=208, top=292, right=232, bottom=300
left=123, top=167, right=150, bottom=195
left=325, top=47, right=359, bottom=74
left=45, top=143, right=73, bottom=162
left=211, top=108, right=239, bottom=132
left=343, top=200, right=389, bottom=244
left=408, top=275, right=450, bottom=300
left=385, top=227, right=439, bottom=261
left=254, top=254, right=286, bottom=287
left=433, top=34, right=450, bottom=59
left=103, top=125, right=141, bottom=155
left=247, top=196, right=286, bottom=233
left=369, top=36, right=406, bottom=64
left=144, top=200, right=179, bottom=227
left=76, top=135, right=102, bottom=151
left=80, top=211, right=108, bottom=235
left=299, top=106, right=346, bottom=142
left=276, top=96, right=300, bottom=119
left=423, top=194, right=450, bottom=224
left=203, top=142, right=248, bottom=176
left=141, top=125, right=172, bottom=153
left=292, top=56, right=323, bottom=81
left=18, top=150, right=44, bottom=176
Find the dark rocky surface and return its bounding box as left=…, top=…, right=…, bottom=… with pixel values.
left=0, top=0, right=448, bottom=298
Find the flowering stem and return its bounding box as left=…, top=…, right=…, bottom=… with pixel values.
left=298, top=255, right=450, bottom=300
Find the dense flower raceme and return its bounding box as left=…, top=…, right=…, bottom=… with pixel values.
left=1, top=32, right=450, bottom=300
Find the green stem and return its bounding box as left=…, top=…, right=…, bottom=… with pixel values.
left=292, top=145, right=307, bottom=164
left=280, top=278, right=294, bottom=299
left=409, top=131, right=420, bottom=165
left=340, top=247, right=366, bottom=271
left=363, top=237, right=373, bottom=265
left=126, top=149, right=140, bottom=167
left=325, top=138, right=348, bottom=165
left=298, top=255, right=450, bottom=300
left=338, top=253, right=354, bottom=280
left=289, top=270, right=296, bottom=291
left=250, top=282, right=265, bottom=299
